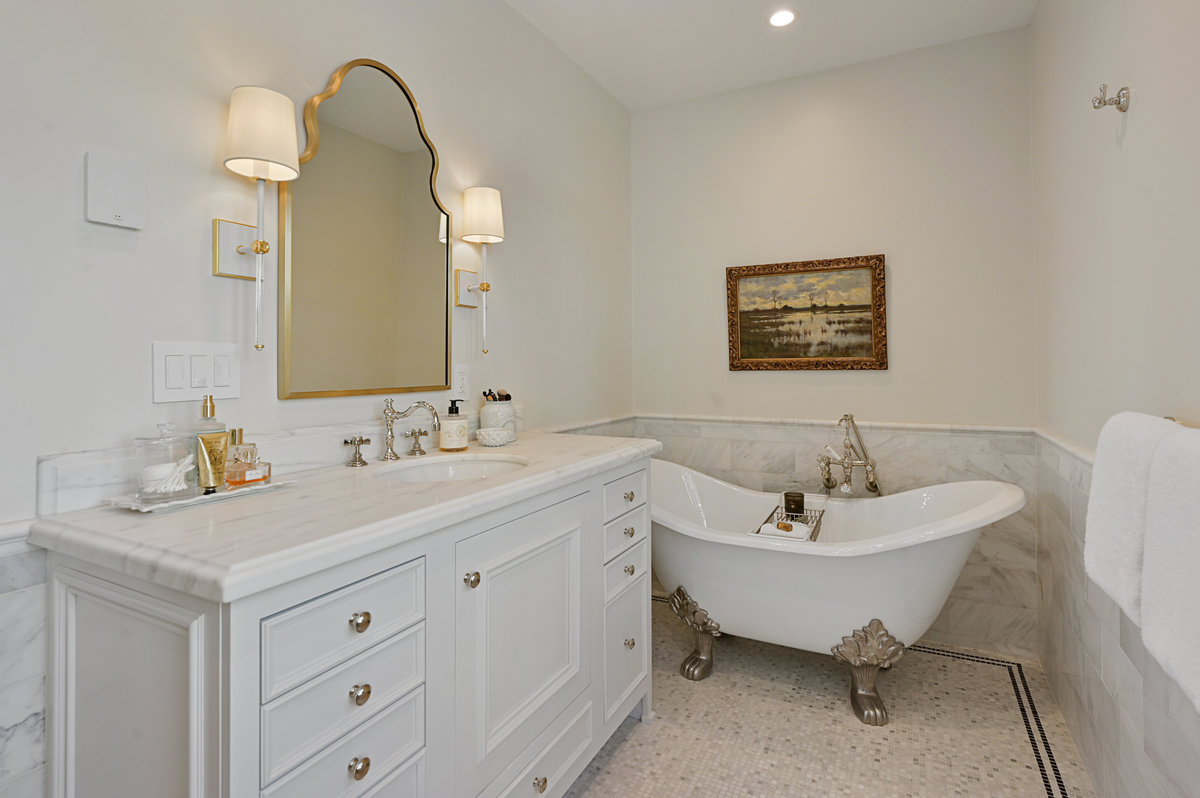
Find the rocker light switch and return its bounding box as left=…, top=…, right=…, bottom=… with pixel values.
left=153, top=342, right=240, bottom=403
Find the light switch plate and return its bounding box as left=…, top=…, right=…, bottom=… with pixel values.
left=85, top=151, right=147, bottom=229
left=153, top=342, right=240, bottom=403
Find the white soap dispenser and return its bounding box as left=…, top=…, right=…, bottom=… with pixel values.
left=440, top=399, right=468, bottom=452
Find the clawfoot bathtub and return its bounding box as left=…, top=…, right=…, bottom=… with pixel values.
left=650, top=459, right=1026, bottom=725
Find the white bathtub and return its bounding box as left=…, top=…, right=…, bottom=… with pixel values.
left=651, top=458, right=1027, bottom=654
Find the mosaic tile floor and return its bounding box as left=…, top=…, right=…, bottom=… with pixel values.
left=566, top=598, right=1095, bottom=798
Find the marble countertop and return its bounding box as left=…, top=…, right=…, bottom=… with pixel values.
left=30, top=432, right=661, bottom=603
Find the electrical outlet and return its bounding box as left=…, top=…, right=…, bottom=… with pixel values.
left=452, top=364, right=469, bottom=400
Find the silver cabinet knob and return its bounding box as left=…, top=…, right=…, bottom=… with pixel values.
left=624, top=564, right=636, bottom=576
left=348, top=756, right=371, bottom=781
left=350, top=683, right=372, bottom=706
left=624, top=638, right=636, bottom=649
left=624, top=490, right=636, bottom=503
left=464, top=571, right=481, bottom=589
left=349, top=611, right=372, bottom=633
left=533, top=776, right=548, bottom=793
left=623, top=526, right=635, bottom=538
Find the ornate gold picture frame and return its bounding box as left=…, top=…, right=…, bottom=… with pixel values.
left=727, top=254, right=887, bottom=370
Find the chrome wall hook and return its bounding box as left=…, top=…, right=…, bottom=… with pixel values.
left=1092, top=84, right=1130, bottom=113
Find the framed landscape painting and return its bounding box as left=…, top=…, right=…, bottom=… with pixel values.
left=726, top=254, right=887, bottom=370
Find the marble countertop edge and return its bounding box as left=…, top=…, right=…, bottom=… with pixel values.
left=30, top=434, right=662, bottom=603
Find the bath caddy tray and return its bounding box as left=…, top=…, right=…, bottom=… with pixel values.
left=105, top=480, right=294, bottom=513
left=753, top=505, right=825, bottom=542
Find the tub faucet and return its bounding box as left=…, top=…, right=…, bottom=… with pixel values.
left=817, top=414, right=883, bottom=496
left=381, top=399, right=441, bottom=459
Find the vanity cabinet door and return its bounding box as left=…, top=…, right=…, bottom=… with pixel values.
left=455, top=496, right=589, bottom=796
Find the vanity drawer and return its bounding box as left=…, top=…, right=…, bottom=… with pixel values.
left=261, top=558, right=425, bottom=702
left=360, top=750, right=424, bottom=798
left=261, top=622, right=426, bottom=786
left=604, top=576, right=649, bottom=722
left=603, top=539, right=648, bottom=603
left=603, top=505, right=648, bottom=562
left=495, top=701, right=592, bottom=798
left=262, top=687, right=425, bottom=798
left=602, top=469, right=647, bottom=522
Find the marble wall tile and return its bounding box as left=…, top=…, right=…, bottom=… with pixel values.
left=0, top=549, right=45, bottom=595
left=0, top=675, right=43, bottom=784
left=0, top=585, right=44, bottom=691
left=654, top=436, right=732, bottom=472
left=926, top=596, right=1038, bottom=657
left=0, top=765, right=44, bottom=798
left=730, top=440, right=797, bottom=474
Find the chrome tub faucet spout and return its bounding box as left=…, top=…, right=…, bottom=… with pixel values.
left=816, top=413, right=883, bottom=496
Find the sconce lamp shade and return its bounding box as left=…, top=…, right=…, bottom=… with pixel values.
left=461, top=186, right=504, bottom=243
left=223, top=86, right=300, bottom=182
left=439, top=213, right=448, bottom=243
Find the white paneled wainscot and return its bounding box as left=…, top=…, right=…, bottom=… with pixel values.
left=30, top=432, right=659, bottom=798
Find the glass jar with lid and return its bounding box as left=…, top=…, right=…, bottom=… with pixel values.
left=134, top=423, right=196, bottom=504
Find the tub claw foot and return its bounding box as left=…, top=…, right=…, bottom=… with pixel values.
left=668, top=586, right=721, bottom=681
left=831, top=619, right=905, bottom=726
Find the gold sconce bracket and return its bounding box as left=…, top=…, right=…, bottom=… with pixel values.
left=212, top=218, right=257, bottom=281
left=455, top=269, right=480, bottom=308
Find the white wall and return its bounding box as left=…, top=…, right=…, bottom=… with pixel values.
left=631, top=29, right=1035, bottom=426
left=1032, top=0, right=1200, bottom=451
left=0, top=0, right=633, bottom=523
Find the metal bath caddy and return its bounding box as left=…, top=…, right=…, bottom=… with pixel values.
left=753, top=504, right=825, bottom=541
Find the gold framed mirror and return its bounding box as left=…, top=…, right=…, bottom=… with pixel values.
left=279, top=58, right=451, bottom=399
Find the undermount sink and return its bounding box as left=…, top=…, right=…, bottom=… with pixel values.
left=373, top=453, right=531, bottom=483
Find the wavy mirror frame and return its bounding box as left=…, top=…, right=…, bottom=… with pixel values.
left=278, top=58, right=452, bottom=399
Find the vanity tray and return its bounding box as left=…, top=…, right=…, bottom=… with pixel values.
left=105, top=480, right=294, bottom=513
left=752, top=505, right=825, bottom=542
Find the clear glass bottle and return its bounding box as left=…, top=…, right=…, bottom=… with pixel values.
left=134, top=423, right=196, bottom=504
left=225, top=428, right=271, bottom=489
left=189, top=395, right=226, bottom=435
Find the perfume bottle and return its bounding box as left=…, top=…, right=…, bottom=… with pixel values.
left=224, top=429, right=272, bottom=489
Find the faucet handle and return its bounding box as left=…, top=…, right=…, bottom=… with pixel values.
left=344, top=436, right=371, bottom=468
left=404, top=428, right=429, bottom=457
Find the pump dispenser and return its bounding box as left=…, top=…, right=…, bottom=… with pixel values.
left=189, top=395, right=226, bottom=436
left=440, top=399, right=469, bottom=452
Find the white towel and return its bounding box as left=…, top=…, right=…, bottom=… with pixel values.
left=1084, top=411, right=1179, bottom=624
left=1141, top=427, right=1200, bottom=709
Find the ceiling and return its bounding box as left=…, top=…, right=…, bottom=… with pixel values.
left=504, top=0, right=1038, bottom=111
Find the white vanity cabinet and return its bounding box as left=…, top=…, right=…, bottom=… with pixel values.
left=39, top=441, right=656, bottom=798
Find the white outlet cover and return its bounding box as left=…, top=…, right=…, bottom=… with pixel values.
left=452, top=363, right=470, bottom=399
left=86, top=151, right=147, bottom=229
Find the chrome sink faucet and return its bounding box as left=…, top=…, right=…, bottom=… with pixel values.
left=817, top=413, right=883, bottom=496
left=381, top=399, right=442, bottom=459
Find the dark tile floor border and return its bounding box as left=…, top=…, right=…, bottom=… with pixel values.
left=908, top=644, right=1069, bottom=798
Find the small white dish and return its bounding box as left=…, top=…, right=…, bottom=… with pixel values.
left=476, top=428, right=510, bottom=447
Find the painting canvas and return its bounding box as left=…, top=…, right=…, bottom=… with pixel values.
left=727, top=254, right=887, bottom=370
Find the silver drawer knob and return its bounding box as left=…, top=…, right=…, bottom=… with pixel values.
left=624, top=490, right=636, bottom=503
left=624, top=526, right=635, bottom=538
left=349, top=611, right=372, bottom=634
left=464, top=571, right=481, bottom=589
left=350, top=683, right=372, bottom=707
left=624, top=638, right=636, bottom=649
left=348, top=756, right=371, bottom=781
left=533, top=776, right=548, bottom=793
left=624, top=564, right=636, bottom=576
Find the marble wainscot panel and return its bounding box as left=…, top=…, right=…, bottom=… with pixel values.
left=1037, top=432, right=1200, bottom=798
left=0, top=526, right=46, bottom=797
left=563, top=414, right=1040, bottom=657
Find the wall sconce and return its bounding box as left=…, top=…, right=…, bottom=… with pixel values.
left=222, top=86, right=300, bottom=351
left=457, top=186, right=504, bottom=354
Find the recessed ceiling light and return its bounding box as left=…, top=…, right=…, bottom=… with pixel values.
left=769, top=9, right=795, bottom=27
